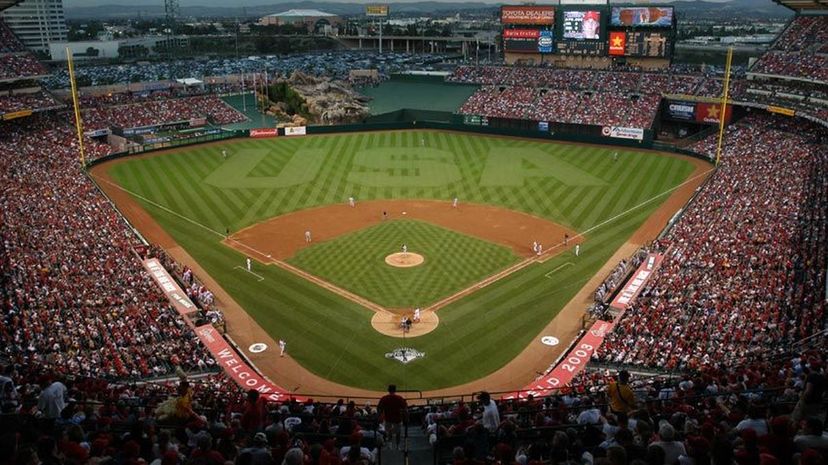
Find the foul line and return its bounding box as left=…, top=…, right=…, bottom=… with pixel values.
left=92, top=166, right=714, bottom=315
left=545, top=262, right=574, bottom=279
left=234, top=266, right=265, bottom=282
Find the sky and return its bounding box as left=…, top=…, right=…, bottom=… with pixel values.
left=62, top=0, right=747, bottom=7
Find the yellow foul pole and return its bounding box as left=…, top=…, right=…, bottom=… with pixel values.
left=714, top=46, right=733, bottom=166
left=66, top=47, right=87, bottom=167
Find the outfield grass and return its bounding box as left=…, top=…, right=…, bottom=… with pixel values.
left=106, top=130, right=697, bottom=391
left=288, top=219, right=520, bottom=308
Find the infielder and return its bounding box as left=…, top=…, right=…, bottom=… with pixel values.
left=305, top=230, right=312, bottom=243
left=452, top=197, right=458, bottom=208
left=278, top=339, right=286, bottom=357
left=532, top=241, right=538, bottom=253
left=246, top=257, right=252, bottom=272
left=413, top=308, right=421, bottom=323
left=575, top=244, right=581, bottom=257
left=348, top=196, right=355, bottom=207
left=537, top=243, right=543, bottom=256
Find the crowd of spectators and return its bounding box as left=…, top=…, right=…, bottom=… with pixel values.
left=459, top=86, right=661, bottom=128
left=0, top=19, right=25, bottom=54
left=80, top=95, right=247, bottom=130
left=0, top=54, right=47, bottom=80
left=0, top=89, right=63, bottom=114
left=0, top=114, right=219, bottom=380
left=751, top=16, right=828, bottom=82
left=595, top=112, right=827, bottom=371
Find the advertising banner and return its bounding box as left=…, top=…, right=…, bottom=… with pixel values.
left=611, top=7, right=673, bottom=27
left=667, top=101, right=696, bottom=121
left=284, top=126, right=307, bottom=136
left=610, top=253, right=664, bottom=310
left=250, top=128, right=279, bottom=138
left=506, top=319, right=615, bottom=399
left=189, top=117, right=207, bottom=128
left=195, top=325, right=298, bottom=402
left=143, top=258, right=199, bottom=317
left=503, top=29, right=542, bottom=53
left=538, top=30, right=554, bottom=53
left=695, top=102, right=733, bottom=125
left=539, top=121, right=549, bottom=132
left=609, top=31, right=626, bottom=56
left=768, top=105, right=795, bottom=117
left=2, top=109, right=33, bottom=120
left=501, top=6, right=555, bottom=26
left=602, top=126, right=644, bottom=141
left=365, top=4, right=389, bottom=17
left=84, top=128, right=112, bottom=137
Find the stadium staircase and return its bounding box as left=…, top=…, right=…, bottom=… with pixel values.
left=384, top=426, right=433, bottom=465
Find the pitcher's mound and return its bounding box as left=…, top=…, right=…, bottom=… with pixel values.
left=385, top=252, right=424, bottom=268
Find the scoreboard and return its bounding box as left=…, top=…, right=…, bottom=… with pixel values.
left=556, top=40, right=607, bottom=56
left=610, top=31, right=670, bottom=58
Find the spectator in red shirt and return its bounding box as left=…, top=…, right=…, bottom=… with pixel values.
left=377, top=384, right=407, bottom=449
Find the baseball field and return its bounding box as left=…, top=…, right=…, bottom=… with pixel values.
left=93, top=130, right=705, bottom=393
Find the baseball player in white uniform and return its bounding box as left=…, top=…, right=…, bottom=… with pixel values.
left=305, top=230, right=312, bottom=243
left=222, top=149, right=228, bottom=159
left=532, top=241, right=538, bottom=253
left=402, top=244, right=408, bottom=254
left=278, top=339, right=286, bottom=357
left=537, top=244, right=543, bottom=256
left=413, top=308, right=421, bottom=323
left=452, top=197, right=459, bottom=208
left=575, top=244, right=581, bottom=257
left=246, top=257, right=252, bottom=272
left=348, top=196, right=355, bottom=207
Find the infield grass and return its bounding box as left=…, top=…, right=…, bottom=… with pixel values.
left=288, top=219, right=520, bottom=308
left=105, top=130, right=699, bottom=391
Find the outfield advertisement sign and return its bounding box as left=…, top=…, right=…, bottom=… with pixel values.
left=195, top=325, right=297, bottom=402
left=365, top=4, right=389, bottom=17
left=142, top=258, right=199, bottom=317
left=610, top=253, right=664, bottom=310
left=695, top=102, right=733, bottom=125
left=250, top=128, right=278, bottom=138
left=667, top=101, right=696, bottom=121
left=284, top=126, right=307, bottom=136
left=602, top=126, right=644, bottom=141
left=501, top=6, right=555, bottom=25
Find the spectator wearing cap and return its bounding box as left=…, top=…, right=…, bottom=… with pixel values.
left=239, top=432, right=272, bottom=465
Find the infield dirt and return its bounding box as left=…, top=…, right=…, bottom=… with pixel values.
left=89, top=141, right=711, bottom=401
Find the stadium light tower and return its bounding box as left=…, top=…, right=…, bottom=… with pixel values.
left=164, top=0, right=180, bottom=79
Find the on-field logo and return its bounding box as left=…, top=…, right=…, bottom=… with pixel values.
left=385, top=347, right=425, bottom=364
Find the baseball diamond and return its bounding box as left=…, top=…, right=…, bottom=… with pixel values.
left=93, top=129, right=705, bottom=392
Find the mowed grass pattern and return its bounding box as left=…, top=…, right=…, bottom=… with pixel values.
left=288, top=220, right=520, bottom=308
left=106, top=130, right=699, bottom=391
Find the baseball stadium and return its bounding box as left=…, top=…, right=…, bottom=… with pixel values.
left=0, top=0, right=826, bottom=464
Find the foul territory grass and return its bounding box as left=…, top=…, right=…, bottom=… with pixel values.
left=288, top=219, right=520, bottom=308
left=106, top=130, right=699, bottom=391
